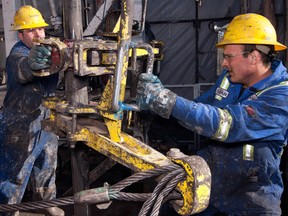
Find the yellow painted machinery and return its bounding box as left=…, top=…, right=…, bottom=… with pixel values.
left=6, top=0, right=212, bottom=215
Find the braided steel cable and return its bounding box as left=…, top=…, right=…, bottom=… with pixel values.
left=109, top=164, right=181, bottom=193
left=110, top=192, right=151, bottom=202
left=0, top=163, right=186, bottom=215
left=0, top=196, right=74, bottom=212
left=111, top=191, right=182, bottom=203
left=138, top=168, right=185, bottom=216
left=110, top=164, right=186, bottom=216
left=150, top=172, right=186, bottom=216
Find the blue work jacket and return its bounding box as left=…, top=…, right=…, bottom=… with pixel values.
left=0, top=41, right=59, bottom=204
left=172, top=60, right=288, bottom=215
left=4, top=41, right=58, bottom=113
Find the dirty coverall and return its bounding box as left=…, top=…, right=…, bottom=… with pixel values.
left=0, top=40, right=59, bottom=204
left=171, top=60, right=288, bottom=216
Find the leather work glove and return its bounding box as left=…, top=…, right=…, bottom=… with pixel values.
left=28, top=45, right=52, bottom=71
left=136, top=73, right=177, bottom=119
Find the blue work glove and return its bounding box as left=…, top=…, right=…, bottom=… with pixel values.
left=28, top=45, right=52, bottom=70
left=136, top=73, right=177, bottom=119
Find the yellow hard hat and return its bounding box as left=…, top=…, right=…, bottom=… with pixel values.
left=216, top=13, right=287, bottom=51
left=11, top=5, right=49, bottom=31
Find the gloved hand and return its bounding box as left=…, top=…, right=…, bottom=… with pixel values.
left=28, top=45, right=52, bottom=71
left=136, top=73, right=177, bottom=119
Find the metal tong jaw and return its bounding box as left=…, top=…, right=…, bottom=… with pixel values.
left=32, top=37, right=70, bottom=77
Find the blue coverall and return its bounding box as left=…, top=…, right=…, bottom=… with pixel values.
left=172, top=60, right=288, bottom=216
left=0, top=41, right=59, bottom=204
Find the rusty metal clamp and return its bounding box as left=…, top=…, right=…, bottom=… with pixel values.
left=167, top=149, right=211, bottom=215
left=32, top=37, right=70, bottom=77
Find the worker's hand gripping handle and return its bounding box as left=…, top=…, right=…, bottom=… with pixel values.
left=28, top=44, right=52, bottom=75
left=30, top=38, right=69, bottom=77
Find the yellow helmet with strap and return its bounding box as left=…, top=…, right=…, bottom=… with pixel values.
left=12, top=5, right=48, bottom=31
left=216, top=13, right=287, bottom=51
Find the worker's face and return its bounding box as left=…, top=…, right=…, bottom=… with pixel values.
left=221, top=45, right=253, bottom=87
left=18, top=27, right=45, bottom=49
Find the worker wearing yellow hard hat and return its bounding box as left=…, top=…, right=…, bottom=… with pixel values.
left=11, top=5, right=49, bottom=49
left=216, top=13, right=286, bottom=51
left=0, top=5, right=64, bottom=216
left=11, top=5, right=49, bottom=31
left=136, top=13, right=287, bottom=216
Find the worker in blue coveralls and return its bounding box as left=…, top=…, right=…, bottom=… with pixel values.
left=0, top=5, right=64, bottom=216
left=136, top=13, right=288, bottom=216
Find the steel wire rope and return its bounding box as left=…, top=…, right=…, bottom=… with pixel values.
left=0, top=163, right=185, bottom=214
left=110, top=191, right=182, bottom=202
left=0, top=196, right=74, bottom=212
left=138, top=168, right=185, bottom=216
left=109, top=163, right=182, bottom=193
left=110, top=192, right=151, bottom=202
left=110, top=164, right=186, bottom=216
left=150, top=172, right=186, bottom=216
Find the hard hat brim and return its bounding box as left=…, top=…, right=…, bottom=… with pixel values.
left=216, top=39, right=287, bottom=51
left=11, top=23, right=49, bottom=31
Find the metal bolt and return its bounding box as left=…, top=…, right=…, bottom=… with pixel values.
left=166, top=148, right=186, bottom=159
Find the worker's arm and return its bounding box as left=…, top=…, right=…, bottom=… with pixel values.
left=10, top=45, right=51, bottom=84
left=172, top=86, right=288, bottom=143
left=136, top=73, right=288, bottom=143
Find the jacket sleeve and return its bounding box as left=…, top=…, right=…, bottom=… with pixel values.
left=171, top=84, right=288, bottom=143
left=7, top=52, right=34, bottom=84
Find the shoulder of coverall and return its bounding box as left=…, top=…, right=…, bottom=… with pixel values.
left=271, top=59, right=287, bottom=73
left=268, top=60, right=288, bottom=86
left=8, top=41, right=30, bottom=57
left=248, top=60, right=288, bottom=94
